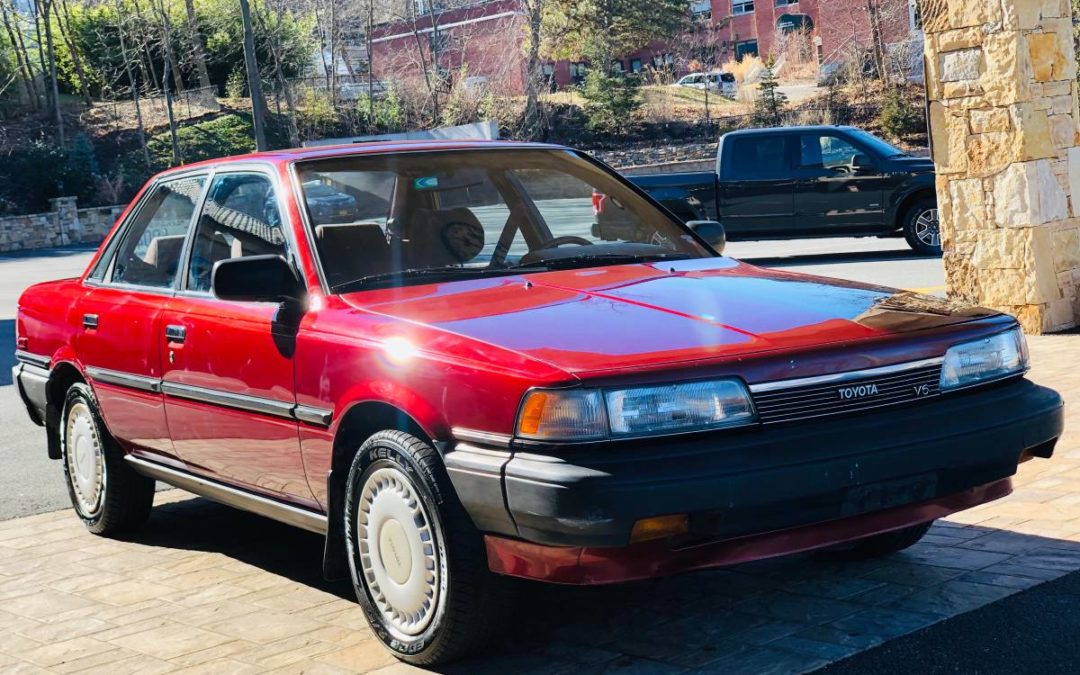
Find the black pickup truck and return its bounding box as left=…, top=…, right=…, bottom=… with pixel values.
left=628, top=126, right=941, bottom=254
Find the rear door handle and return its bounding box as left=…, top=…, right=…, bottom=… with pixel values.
left=82, top=314, right=98, bottom=329
left=165, top=325, right=186, bottom=343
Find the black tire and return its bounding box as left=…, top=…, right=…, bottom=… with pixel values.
left=343, top=430, right=514, bottom=665
left=902, top=198, right=942, bottom=255
left=847, top=521, right=933, bottom=558
left=60, top=382, right=155, bottom=535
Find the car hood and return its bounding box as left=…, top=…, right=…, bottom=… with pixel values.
left=344, top=258, right=998, bottom=375
left=889, top=156, right=935, bottom=173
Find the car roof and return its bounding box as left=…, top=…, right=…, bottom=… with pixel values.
left=153, top=139, right=568, bottom=179
left=723, top=125, right=857, bottom=137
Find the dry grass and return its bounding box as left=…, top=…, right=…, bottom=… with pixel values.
left=544, top=85, right=744, bottom=125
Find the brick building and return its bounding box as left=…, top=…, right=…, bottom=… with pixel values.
left=363, top=0, right=921, bottom=94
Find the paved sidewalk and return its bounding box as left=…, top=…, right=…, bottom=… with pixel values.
left=0, top=336, right=1078, bottom=675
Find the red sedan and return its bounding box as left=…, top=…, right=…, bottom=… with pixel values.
left=13, top=141, right=1063, bottom=664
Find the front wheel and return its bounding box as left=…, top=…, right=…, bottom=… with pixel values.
left=61, top=382, right=155, bottom=535
left=343, top=430, right=514, bottom=665
left=902, top=198, right=942, bottom=255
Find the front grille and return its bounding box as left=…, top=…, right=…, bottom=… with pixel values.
left=751, top=362, right=942, bottom=425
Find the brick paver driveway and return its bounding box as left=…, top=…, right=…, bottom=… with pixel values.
left=1, top=336, right=1078, bottom=675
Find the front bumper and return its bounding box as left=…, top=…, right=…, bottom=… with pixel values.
left=445, top=378, right=1063, bottom=580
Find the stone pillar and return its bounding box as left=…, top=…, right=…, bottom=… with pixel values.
left=48, top=196, right=80, bottom=246
left=922, top=0, right=1080, bottom=333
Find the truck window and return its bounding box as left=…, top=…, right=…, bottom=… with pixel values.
left=728, top=136, right=789, bottom=180
left=800, top=134, right=864, bottom=170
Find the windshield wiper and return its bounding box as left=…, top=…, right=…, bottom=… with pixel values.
left=332, top=266, right=495, bottom=293
left=507, top=252, right=693, bottom=271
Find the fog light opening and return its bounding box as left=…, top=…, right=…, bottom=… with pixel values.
left=630, top=514, right=689, bottom=544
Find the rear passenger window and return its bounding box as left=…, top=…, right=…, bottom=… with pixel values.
left=187, top=173, right=288, bottom=292
left=728, top=136, right=790, bottom=180
left=110, top=176, right=206, bottom=288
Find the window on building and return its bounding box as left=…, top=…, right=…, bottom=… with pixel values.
left=691, top=0, right=711, bottom=21
left=774, top=0, right=798, bottom=6
left=414, top=0, right=444, bottom=15
left=570, top=62, right=587, bottom=83
left=429, top=30, right=449, bottom=53
left=630, top=58, right=643, bottom=73
left=732, top=0, right=754, bottom=15
left=610, top=60, right=625, bottom=75
left=735, top=40, right=759, bottom=60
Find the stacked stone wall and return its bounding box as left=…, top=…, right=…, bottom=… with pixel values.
left=0, top=198, right=124, bottom=253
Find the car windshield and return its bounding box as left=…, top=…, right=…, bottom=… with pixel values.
left=296, top=148, right=712, bottom=292
left=847, top=128, right=909, bottom=157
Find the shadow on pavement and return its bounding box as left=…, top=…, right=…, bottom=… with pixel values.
left=0, top=319, right=16, bottom=385
left=743, top=249, right=942, bottom=268
left=0, top=245, right=98, bottom=260
left=133, top=495, right=1080, bottom=675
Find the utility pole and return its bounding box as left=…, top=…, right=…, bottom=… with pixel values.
left=239, top=0, right=268, bottom=151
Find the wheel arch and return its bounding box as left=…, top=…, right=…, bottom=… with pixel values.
left=322, top=400, right=448, bottom=581
left=44, top=361, right=86, bottom=460
left=892, top=188, right=936, bottom=231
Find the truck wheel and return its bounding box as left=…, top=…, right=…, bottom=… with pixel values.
left=902, top=199, right=942, bottom=255
left=60, top=383, right=155, bottom=535
left=343, top=430, right=514, bottom=665
left=847, top=521, right=933, bottom=558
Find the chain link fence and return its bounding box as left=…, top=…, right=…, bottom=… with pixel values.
left=82, top=86, right=220, bottom=135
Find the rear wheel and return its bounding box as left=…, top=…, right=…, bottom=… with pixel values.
left=61, top=382, right=155, bottom=535
left=902, top=198, right=942, bottom=255
left=343, top=430, right=513, bottom=665
left=847, top=521, right=933, bottom=558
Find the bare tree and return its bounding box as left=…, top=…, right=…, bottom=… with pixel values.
left=520, top=0, right=544, bottom=138
left=1, top=1, right=41, bottom=108
left=52, top=0, right=92, bottom=104
left=182, top=0, right=212, bottom=89
left=36, top=0, right=64, bottom=145
left=256, top=0, right=300, bottom=146
left=239, top=0, right=268, bottom=150
left=115, top=0, right=151, bottom=167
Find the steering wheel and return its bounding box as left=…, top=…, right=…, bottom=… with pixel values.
left=535, top=236, right=594, bottom=252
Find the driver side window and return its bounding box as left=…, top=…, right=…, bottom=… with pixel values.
left=186, top=172, right=287, bottom=293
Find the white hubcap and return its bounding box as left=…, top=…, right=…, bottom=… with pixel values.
left=357, top=467, right=440, bottom=637
left=65, top=402, right=104, bottom=516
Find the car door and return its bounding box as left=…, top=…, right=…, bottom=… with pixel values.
left=793, top=131, right=888, bottom=233
left=159, top=168, right=316, bottom=505
left=718, top=134, right=796, bottom=238
left=78, top=174, right=208, bottom=461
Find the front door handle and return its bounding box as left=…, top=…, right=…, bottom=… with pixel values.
left=165, top=325, right=186, bottom=344
left=82, top=314, right=98, bottom=329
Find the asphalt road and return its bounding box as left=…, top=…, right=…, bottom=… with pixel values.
left=0, top=238, right=942, bottom=521
left=816, top=567, right=1080, bottom=675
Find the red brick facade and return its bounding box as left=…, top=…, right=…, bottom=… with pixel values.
left=365, top=0, right=917, bottom=94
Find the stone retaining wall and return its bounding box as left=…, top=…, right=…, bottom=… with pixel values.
left=0, top=198, right=124, bottom=253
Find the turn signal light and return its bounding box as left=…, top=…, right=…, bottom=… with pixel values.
left=518, top=392, right=549, bottom=436
left=630, top=514, right=689, bottom=543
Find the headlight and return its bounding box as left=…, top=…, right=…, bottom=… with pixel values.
left=940, top=327, right=1028, bottom=392
left=516, top=379, right=756, bottom=441
left=516, top=390, right=607, bottom=441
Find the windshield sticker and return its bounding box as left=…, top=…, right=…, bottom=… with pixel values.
left=414, top=176, right=439, bottom=190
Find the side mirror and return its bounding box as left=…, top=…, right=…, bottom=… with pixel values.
left=852, top=153, right=875, bottom=172
left=212, top=255, right=304, bottom=303
left=687, top=220, right=726, bottom=254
